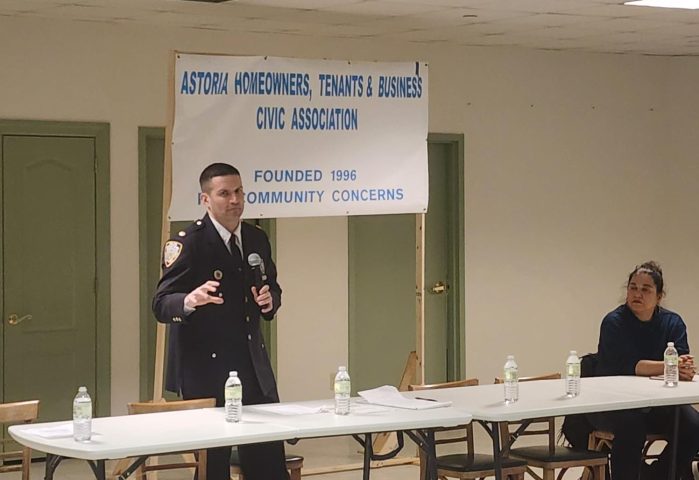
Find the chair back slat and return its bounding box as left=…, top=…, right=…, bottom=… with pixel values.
left=127, top=398, right=216, bottom=415
left=0, top=400, right=39, bottom=423
left=408, top=378, right=479, bottom=391
left=493, top=372, right=561, bottom=384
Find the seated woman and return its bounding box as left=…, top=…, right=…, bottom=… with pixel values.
left=592, top=261, right=699, bottom=480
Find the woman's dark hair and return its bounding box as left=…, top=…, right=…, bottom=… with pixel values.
left=628, top=261, right=665, bottom=296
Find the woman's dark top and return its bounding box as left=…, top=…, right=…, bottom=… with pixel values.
left=595, top=304, right=689, bottom=376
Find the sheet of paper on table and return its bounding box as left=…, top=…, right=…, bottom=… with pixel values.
left=358, top=385, right=452, bottom=410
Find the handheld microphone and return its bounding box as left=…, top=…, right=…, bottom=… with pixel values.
left=247, top=253, right=267, bottom=291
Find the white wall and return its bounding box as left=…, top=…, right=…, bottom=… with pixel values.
left=0, top=15, right=697, bottom=413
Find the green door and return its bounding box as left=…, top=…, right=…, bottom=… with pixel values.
left=424, top=142, right=456, bottom=382
left=348, top=214, right=416, bottom=393
left=349, top=136, right=464, bottom=390
left=2, top=135, right=97, bottom=421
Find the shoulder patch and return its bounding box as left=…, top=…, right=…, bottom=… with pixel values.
left=163, top=241, right=183, bottom=267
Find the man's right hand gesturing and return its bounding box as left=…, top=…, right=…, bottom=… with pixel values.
left=184, top=280, right=224, bottom=309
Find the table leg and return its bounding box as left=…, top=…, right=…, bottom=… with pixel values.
left=114, top=456, right=149, bottom=480
left=669, top=405, right=679, bottom=480
left=491, top=421, right=503, bottom=480
left=405, top=429, right=438, bottom=480
left=425, top=430, right=437, bottom=480
left=87, top=459, right=106, bottom=480
left=44, top=454, right=148, bottom=480
left=477, top=421, right=503, bottom=480
left=363, top=433, right=373, bottom=480
left=351, top=429, right=409, bottom=479
left=44, top=453, right=63, bottom=480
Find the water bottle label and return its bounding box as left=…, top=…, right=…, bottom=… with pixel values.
left=334, top=380, right=351, bottom=395
left=665, top=355, right=678, bottom=366
left=225, top=385, right=242, bottom=401
left=567, top=363, right=580, bottom=377
left=73, top=402, right=91, bottom=418
left=504, top=368, right=518, bottom=382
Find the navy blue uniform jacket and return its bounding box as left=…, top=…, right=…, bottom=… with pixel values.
left=152, top=214, right=281, bottom=402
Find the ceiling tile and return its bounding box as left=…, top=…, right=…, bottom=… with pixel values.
left=278, top=9, right=382, bottom=25
left=236, top=0, right=360, bottom=8
left=3, top=0, right=699, bottom=56
left=321, top=0, right=445, bottom=16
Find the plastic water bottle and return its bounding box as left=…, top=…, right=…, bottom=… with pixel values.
left=565, top=350, right=581, bottom=397
left=334, top=366, right=351, bottom=415
left=224, top=371, right=243, bottom=422
left=73, top=386, right=92, bottom=442
left=503, top=355, right=519, bottom=404
left=664, top=342, right=679, bottom=387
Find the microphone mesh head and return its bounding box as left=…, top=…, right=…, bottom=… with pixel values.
left=247, top=253, right=262, bottom=267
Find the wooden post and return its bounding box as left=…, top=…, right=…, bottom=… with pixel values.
left=415, top=213, right=425, bottom=385
left=153, top=51, right=177, bottom=403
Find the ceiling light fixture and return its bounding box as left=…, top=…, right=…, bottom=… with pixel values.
left=624, top=0, right=699, bottom=9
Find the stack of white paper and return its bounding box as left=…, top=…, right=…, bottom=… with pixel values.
left=358, top=385, right=451, bottom=410
left=247, top=404, right=325, bottom=416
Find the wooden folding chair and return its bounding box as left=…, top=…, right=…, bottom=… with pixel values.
left=0, top=400, right=40, bottom=480
left=409, top=379, right=527, bottom=480
left=494, top=373, right=607, bottom=480
left=112, top=398, right=216, bottom=480
left=582, top=430, right=665, bottom=480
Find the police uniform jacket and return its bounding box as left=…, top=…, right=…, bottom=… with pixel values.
left=152, top=214, right=281, bottom=401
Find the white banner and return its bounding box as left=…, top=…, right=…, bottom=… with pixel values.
left=171, top=54, right=428, bottom=220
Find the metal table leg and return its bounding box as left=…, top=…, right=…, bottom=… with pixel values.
left=405, top=429, right=438, bottom=480
left=44, top=454, right=148, bottom=480
left=86, top=459, right=106, bottom=480
left=44, top=453, right=63, bottom=480
left=669, top=405, right=680, bottom=480
left=491, top=421, right=503, bottom=480
left=477, top=421, right=503, bottom=480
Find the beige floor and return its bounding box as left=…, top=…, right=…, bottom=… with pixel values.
left=3, top=430, right=594, bottom=480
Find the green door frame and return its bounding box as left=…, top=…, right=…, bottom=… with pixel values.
left=138, top=127, right=165, bottom=400
left=138, top=127, right=277, bottom=400
left=0, top=119, right=111, bottom=416
left=427, top=133, right=465, bottom=380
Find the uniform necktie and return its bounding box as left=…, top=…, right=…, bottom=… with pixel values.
left=230, top=233, right=243, bottom=263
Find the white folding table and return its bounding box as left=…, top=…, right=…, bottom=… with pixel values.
left=10, top=399, right=472, bottom=480
left=405, top=376, right=699, bottom=480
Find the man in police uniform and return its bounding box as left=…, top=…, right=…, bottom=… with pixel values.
left=153, top=163, right=288, bottom=480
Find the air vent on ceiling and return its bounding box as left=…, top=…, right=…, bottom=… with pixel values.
left=182, top=0, right=232, bottom=3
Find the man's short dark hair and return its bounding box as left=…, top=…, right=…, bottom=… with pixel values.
left=199, top=163, right=240, bottom=192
